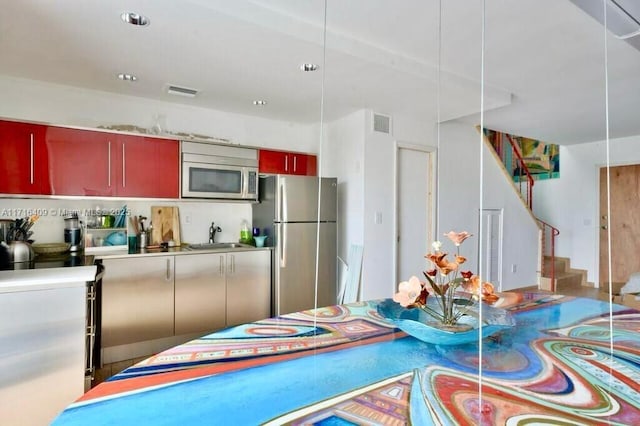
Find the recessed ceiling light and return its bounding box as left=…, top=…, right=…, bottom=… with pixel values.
left=117, top=73, right=137, bottom=82
left=121, top=12, right=150, bottom=26
left=300, top=63, right=319, bottom=72
left=253, top=100, right=267, bottom=106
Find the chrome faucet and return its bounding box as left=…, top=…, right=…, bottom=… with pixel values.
left=209, top=222, right=222, bottom=243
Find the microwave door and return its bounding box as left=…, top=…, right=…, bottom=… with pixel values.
left=182, top=163, right=244, bottom=199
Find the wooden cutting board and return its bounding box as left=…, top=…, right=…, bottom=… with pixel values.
left=150, top=206, right=181, bottom=245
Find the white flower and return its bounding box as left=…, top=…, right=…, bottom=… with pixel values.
left=432, top=240, right=442, bottom=251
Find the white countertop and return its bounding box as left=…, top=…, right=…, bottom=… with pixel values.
left=0, top=266, right=98, bottom=293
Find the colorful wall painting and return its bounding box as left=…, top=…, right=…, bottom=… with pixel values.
left=484, top=128, right=560, bottom=182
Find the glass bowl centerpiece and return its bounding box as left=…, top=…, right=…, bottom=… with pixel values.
left=378, top=231, right=514, bottom=345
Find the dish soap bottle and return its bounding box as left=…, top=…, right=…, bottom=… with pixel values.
left=240, top=219, right=251, bottom=244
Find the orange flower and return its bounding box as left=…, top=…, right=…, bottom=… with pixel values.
left=444, top=231, right=472, bottom=246
left=426, top=252, right=458, bottom=276
left=455, top=255, right=467, bottom=265
left=425, top=252, right=447, bottom=264
left=438, top=261, right=458, bottom=276
left=461, top=276, right=499, bottom=304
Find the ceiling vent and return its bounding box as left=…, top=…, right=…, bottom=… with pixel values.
left=373, top=113, right=392, bottom=134
left=166, top=85, right=198, bottom=98
left=570, top=0, right=640, bottom=49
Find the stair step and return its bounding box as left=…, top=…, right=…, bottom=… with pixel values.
left=548, top=272, right=586, bottom=292
left=540, top=255, right=587, bottom=292
left=543, top=256, right=569, bottom=274
left=556, top=272, right=582, bottom=286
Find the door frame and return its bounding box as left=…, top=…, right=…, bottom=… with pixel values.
left=393, top=141, right=436, bottom=286
left=596, top=161, right=640, bottom=288
left=479, top=208, right=504, bottom=291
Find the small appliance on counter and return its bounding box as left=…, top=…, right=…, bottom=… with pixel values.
left=64, top=213, right=84, bottom=252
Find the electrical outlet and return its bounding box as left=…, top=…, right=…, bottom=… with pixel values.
left=185, top=214, right=192, bottom=225
left=511, top=264, right=517, bottom=273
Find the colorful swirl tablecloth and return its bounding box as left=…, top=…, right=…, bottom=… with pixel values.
left=53, top=293, right=640, bottom=425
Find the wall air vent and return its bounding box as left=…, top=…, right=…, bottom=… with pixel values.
left=166, top=85, right=198, bottom=98
left=373, top=113, right=391, bottom=134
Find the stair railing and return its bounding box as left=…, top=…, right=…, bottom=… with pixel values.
left=537, top=219, right=560, bottom=292
left=504, top=133, right=535, bottom=209
left=485, top=128, right=559, bottom=292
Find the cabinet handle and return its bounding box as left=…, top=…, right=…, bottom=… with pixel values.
left=122, top=142, right=126, bottom=188
left=284, top=155, right=289, bottom=172
left=219, top=255, right=224, bottom=275
left=166, top=258, right=171, bottom=281
left=30, top=133, right=34, bottom=184
left=107, top=141, right=112, bottom=187
left=293, top=155, right=297, bottom=172
left=231, top=255, right=235, bottom=274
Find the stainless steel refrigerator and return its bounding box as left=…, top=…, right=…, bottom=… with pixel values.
left=252, top=175, right=337, bottom=316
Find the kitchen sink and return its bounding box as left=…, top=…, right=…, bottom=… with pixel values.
left=188, top=242, right=250, bottom=250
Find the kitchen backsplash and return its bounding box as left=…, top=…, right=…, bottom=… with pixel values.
left=0, top=198, right=252, bottom=246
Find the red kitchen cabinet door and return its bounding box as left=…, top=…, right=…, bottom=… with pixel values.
left=290, top=153, right=317, bottom=176
left=45, top=126, right=117, bottom=196
left=259, top=149, right=289, bottom=174
left=305, top=154, right=317, bottom=176
left=259, top=149, right=317, bottom=175
left=117, top=135, right=179, bottom=198
left=0, top=120, right=48, bottom=194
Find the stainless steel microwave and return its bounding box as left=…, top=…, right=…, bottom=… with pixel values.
left=181, top=141, right=258, bottom=201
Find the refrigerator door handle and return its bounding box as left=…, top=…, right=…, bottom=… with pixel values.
left=280, top=223, right=287, bottom=268
left=280, top=178, right=288, bottom=222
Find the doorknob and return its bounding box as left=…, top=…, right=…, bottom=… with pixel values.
left=601, top=225, right=607, bottom=230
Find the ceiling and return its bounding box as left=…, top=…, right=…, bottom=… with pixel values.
left=1, top=0, right=639, bottom=145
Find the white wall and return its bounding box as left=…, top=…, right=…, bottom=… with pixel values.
left=322, top=110, right=366, bottom=274
left=439, top=122, right=539, bottom=290
left=0, top=75, right=317, bottom=152
left=533, top=135, right=640, bottom=286
left=324, top=111, right=434, bottom=301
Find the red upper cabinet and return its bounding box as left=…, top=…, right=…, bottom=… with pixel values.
left=289, top=153, right=317, bottom=176
left=0, top=120, right=49, bottom=194
left=45, top=126, right=179, bottom=197
left=259, top=149, right=289, bottom=174
left=259, top=149, right=317, bottom=176
left=117, top=135, right=179, bottom=198
left=46, top=126, right=117, bottom=196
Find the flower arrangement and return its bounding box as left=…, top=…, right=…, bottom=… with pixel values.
left=393, top=231, right=499, bottom=328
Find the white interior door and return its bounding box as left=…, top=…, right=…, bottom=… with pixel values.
left=396, top=144, right=434, bottom=283
left=481, top=209, right=503, bottom=290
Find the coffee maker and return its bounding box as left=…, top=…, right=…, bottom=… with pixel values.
left=64, top=213, right=83, bottom=252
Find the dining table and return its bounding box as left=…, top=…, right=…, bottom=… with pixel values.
left=52, top=292, right=640, bottom=425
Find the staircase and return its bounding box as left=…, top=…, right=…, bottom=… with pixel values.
left=540, top=256, right=589, bottom=293
left=482, top=127, right=591, bottom=293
